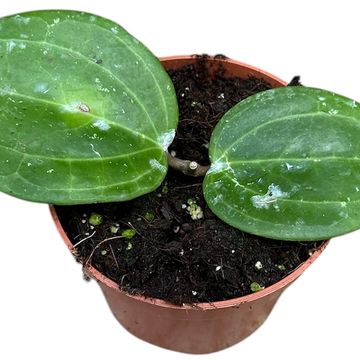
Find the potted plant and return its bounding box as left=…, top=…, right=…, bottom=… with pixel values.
left=0, top=10, right=359, bottom=354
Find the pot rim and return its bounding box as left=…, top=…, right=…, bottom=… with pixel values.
left=159, top=55, right=287, bottom=87
left=50, top=55, right=328, bottom=310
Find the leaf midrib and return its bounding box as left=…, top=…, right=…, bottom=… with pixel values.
left=0, top=89, right=160, bottom=149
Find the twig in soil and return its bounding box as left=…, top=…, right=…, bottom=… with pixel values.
left=120, top=274, right=127, bottom=287
left=84, top=235, right=124, bottom=266
left=109, top=244, right=119, bottom=271
left=167, top=152, right=209, bottom=177
left=173, top=183, right=202, bottom=190
left=127, top=221, right=144, bottom=238
left=73, top=231, right=96, bottom=248
left=220, top=258, right=225, bottom=279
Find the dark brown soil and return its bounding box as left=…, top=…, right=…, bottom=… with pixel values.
left=168, top=55, right=274, bottom=165
left=55, top=56, right=320, bottom=305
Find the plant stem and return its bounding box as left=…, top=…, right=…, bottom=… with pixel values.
left=167, top=152, right=210, bottom=177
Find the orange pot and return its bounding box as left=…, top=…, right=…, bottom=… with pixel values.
left=51, top=56, right=328, bottom=354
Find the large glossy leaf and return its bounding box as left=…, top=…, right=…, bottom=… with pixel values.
left=204, top=87, right=360, bottom=240
left=0, top=11, right=177, bottom=204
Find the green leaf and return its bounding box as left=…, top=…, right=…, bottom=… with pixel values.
left=121, top=228, right=136, bottom=239
left=89, top=212, right=103, bottom=226
left=204, top=87, right=360, bottom=241
left=144, top=211, right=155, bottom=222
left=0, top=11, right=178, bottom=204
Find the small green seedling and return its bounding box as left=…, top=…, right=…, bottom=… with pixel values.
left=89, top=213, right=103, bottom=226
left=144, top=212, right=155, bottom=222
left=1, top=10, right=360, bottom=243
left=250, top=282, right=264, bottom=292
left=121, top=229, right=136, bottom=239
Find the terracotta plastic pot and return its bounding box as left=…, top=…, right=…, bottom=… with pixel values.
left=50, top=56, right=328, bottom=354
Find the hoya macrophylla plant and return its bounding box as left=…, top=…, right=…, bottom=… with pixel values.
left=1, top=10, right=360, bottom=242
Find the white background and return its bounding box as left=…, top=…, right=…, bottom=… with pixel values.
left=0, top=1, right=359, bottom=359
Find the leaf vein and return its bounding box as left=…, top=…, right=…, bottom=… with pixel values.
left=218, top=112, right=358, bottom=161
left=0, top=38, right=160, bottom=138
